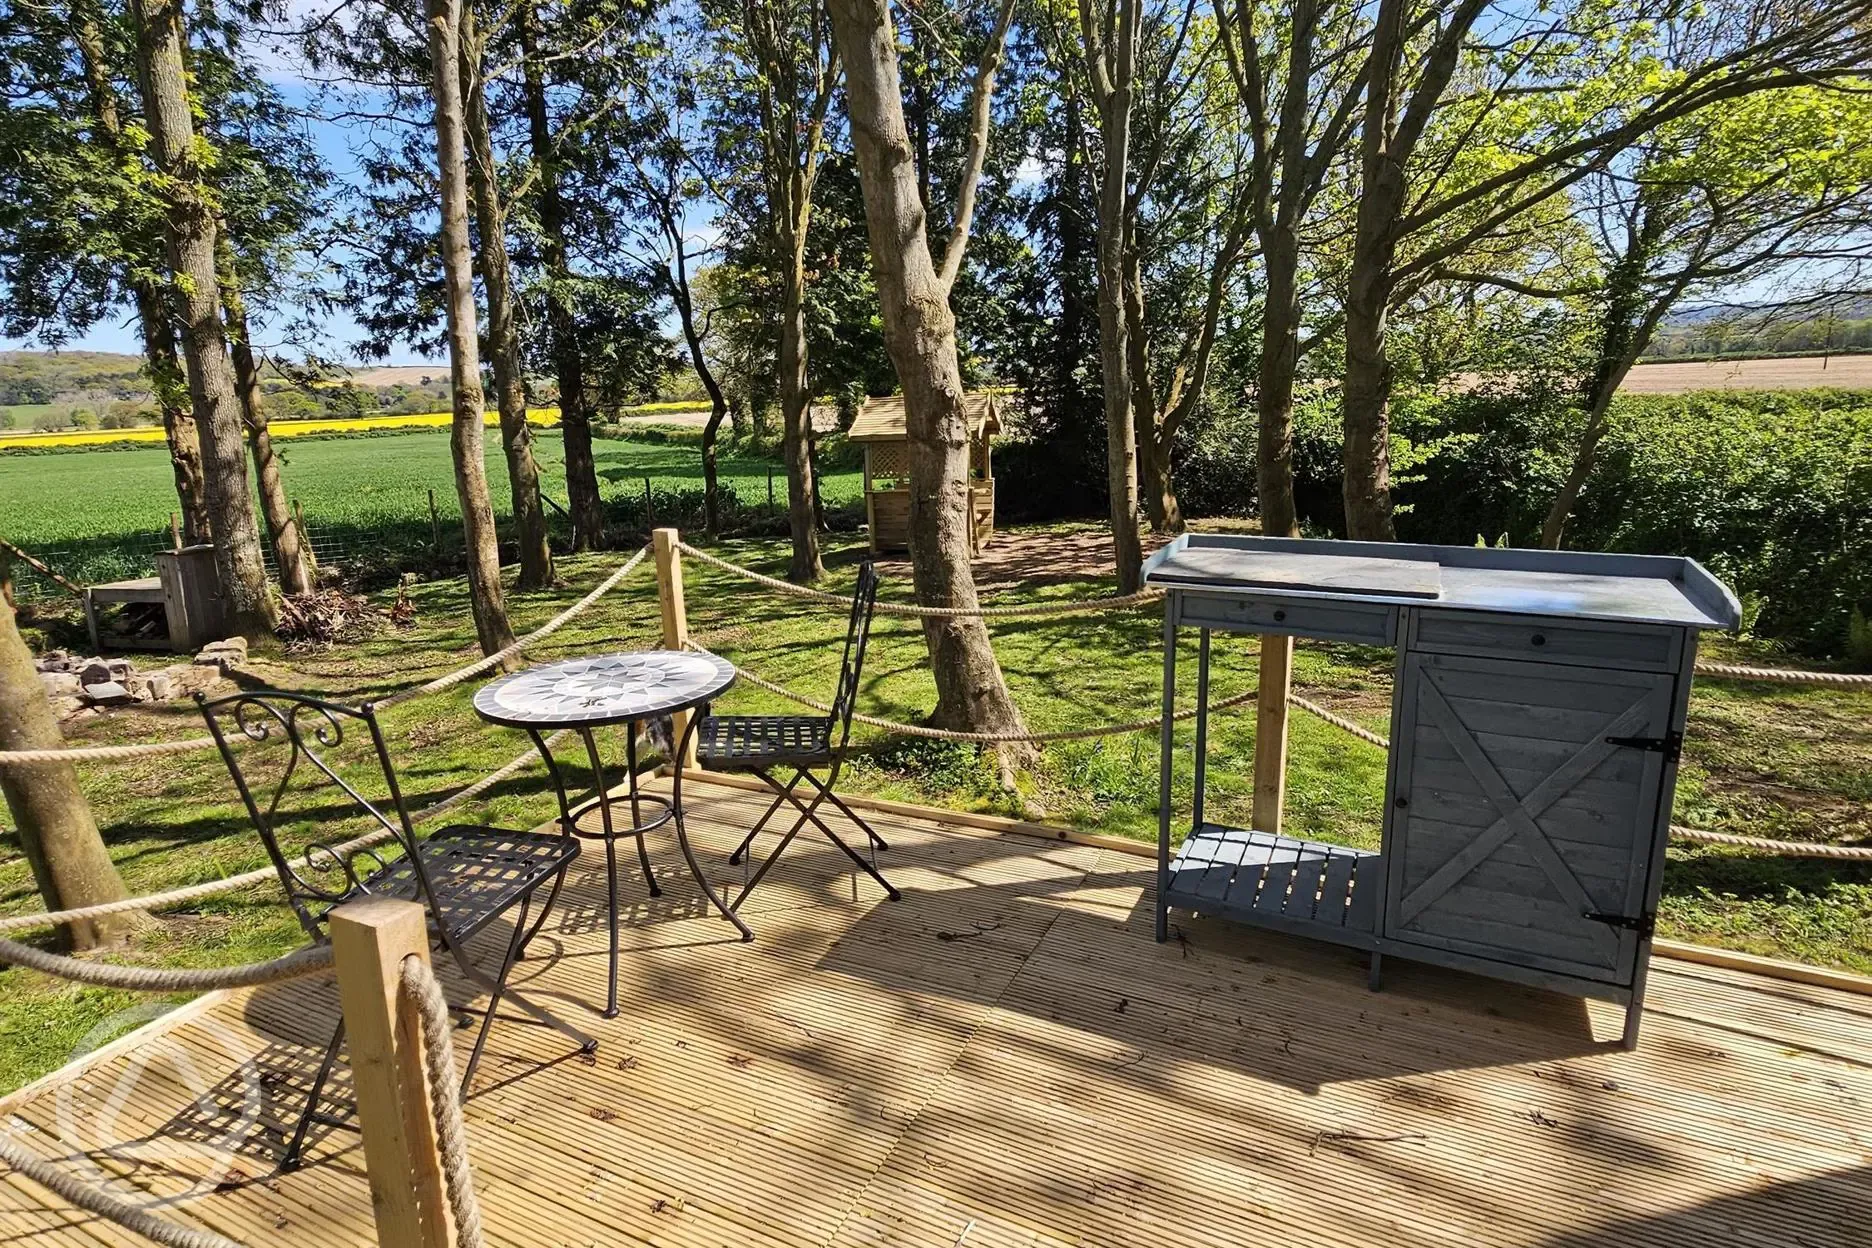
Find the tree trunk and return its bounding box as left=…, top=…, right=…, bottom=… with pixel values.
left=779, top=228, right=824, bottom=582
left=219, top=254, right=313, bottom=595
left=136, top=287, right=210, bottom=543
left=1542, top=204, right=1672, bottom=549
left=664, top=203, right=729, bottom=538
left=1256, top=228, right=1302, bottom=538
left=73, top=10, right=208, bottom=546
left=1340, top=279, right=1396, bottom=541
left=1085, top=0, right=1144, bottom=589
left=463, top=11, right=554, bottom=590
left=518, top=2, right=605, bottom=551
left=1055, top=92, right=1092, bottom=431
left=825, top=0, right=1029, bottom=748
left=0, top=597, right=145, bottom=950
left=1122, top=248, right=1183, bottom=536
left=1138, top=434, right=1181, bottom=533
left=426, top=0, right=517, bottom=659
left=700, top=406, right=726, bottom=535
left=128, top=0, right=276, bottom=637
left=1337, top=0, right=1408, bottom=542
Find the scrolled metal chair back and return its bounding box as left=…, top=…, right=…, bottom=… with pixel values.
left=196, top=690, right=429, bottom=941
left=830, top=562, right=880, bottom=753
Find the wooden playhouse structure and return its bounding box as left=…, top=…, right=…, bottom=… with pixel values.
left=850, top=392, right=999, bottom=556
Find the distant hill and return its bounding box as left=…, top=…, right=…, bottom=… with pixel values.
left=1646, top=301, right=1872, bottom=360
left=0, top=350, right=147, bottom=406
left=342, top=364, right=450, bottom=387
left=0, top=350, right=449, bottom=405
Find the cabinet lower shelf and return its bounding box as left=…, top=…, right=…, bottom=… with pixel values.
left=1164, top=824, right=1382, bottom=951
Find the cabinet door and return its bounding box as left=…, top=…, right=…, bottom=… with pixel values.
left=1384, top=652, right=1675, bottom=985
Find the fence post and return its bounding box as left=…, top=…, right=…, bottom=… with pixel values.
left=1252, top=634, right=1293, bottom=835
left=652, top=527, right=696, bottom=768
left=329, top=898, right=457, bottom=1248
left=427, top=489, right=442, bottom=554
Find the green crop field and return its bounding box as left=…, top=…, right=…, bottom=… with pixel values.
left=0, top=428, right=861, bottom=550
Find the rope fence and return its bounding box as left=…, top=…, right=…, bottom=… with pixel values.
left=0, top=731, right=566, bottom=935
left=0, top=545, right=650, bottom=767
left=1691, top=660, right=1872, bottom=688
left=678, top=540, right=1164, bottom=619
left=0, top=938, right=331, bottom=993
left=2, top=534, right=1867, bottom=927
left=693, top=642, right=1259, bottom=743
left=700, top=646, right=1871, bottom=861
left=375, top=545, right=649, bottom=709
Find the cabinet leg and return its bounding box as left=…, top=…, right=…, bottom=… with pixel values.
left=1367, top=951, right=1383, bottom=991
left=1621, top=999, right=1643, bottom=1050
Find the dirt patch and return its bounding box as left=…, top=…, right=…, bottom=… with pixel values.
left=866, top=519, right=1259, bottom=589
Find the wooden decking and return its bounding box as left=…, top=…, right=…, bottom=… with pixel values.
left=1, top=779, right=1867, bottom=1247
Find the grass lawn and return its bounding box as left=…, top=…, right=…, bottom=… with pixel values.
left=0, top=428, right=861, bottom=548
left=1, top=522, right=1866, bottom=1094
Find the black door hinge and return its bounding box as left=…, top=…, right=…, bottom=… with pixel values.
left=1605, top=730, right=1682, bottom=761
left=1584, top=910, right=1657, bottom=939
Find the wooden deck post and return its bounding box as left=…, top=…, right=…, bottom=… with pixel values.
left=329, top=898, right=457, bottom=1248
left=1252, top=634, right=1293, bottom=834
left=652, top=527, right=696, bottom=767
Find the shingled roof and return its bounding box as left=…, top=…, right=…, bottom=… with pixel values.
left=847, top=392, right=1002, bottom=443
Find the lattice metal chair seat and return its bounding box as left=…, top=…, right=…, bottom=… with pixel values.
left=197, top=690, right=594, bottom=1172
left=697, top=714, right=835, bottom=770
left=699, top=562, right=900, bottom=908
left=310, top=827, right=579, bottom=943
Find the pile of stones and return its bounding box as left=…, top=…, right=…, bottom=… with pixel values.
left=34, top=637, right=247, bottom=718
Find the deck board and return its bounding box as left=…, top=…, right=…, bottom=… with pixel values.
left=1, top=779, right=1867, bottom=1248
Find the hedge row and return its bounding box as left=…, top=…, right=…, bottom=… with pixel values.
left=1004, top=387, right=1872, bottom=660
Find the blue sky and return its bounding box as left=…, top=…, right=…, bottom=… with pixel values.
left=0, top=67, right=444, bottom=364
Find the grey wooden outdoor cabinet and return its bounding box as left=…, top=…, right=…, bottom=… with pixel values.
left=1141, top=534, right=1741, bottom=1048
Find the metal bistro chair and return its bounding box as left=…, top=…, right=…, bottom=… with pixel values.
left=700, top=561, right=900, bottom=907
left=198, top=691, right=595, bottom=1170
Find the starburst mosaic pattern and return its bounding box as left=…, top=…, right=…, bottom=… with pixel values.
left=473, top=650, right=736, bottom=727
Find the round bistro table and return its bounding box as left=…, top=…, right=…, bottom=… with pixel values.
left=472, top=648, right=750, bottom=1018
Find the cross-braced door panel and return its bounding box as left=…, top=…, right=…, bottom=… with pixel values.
left=1384, top=652, right=1674, bottom=984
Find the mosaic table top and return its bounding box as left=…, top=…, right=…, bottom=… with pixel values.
left=472, top=649, right=736, bottom=728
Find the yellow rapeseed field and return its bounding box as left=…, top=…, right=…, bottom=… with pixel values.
left=0, top=408, right=562, bottom=451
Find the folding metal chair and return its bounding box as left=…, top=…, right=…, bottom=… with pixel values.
left=198, top=690, right=594, bottom=1170
left=698, top=561, right=900, bottom=907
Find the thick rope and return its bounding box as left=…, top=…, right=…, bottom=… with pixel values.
left=0, top=548, right=650, bottom=766
left=0, top=732, right=566, bottom=934
left=0, top=735, right=228, bottom=766
left=0, top=1133, right=247, bottom=1248
left=0, top=939, right=331, bottom=992
left=700, top=643, right=1256, bottom=743
left=1667, top=824, right=1872, bottom=859
left=1289, top=694, right=1391, bottom=749
left=678, top=541, right=1161, bottom=619
left=399, top=957, right=486, bottom=1248
left=375, top=544, right=649, bottom=708
left=1693, top=661, right=1872, bottom=688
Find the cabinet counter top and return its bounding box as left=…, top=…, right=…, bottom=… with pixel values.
left=1142, top=534, right=1741, bottom=632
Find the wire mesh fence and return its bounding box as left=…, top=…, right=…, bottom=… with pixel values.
left=6, top=478, right=844, bottom=605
